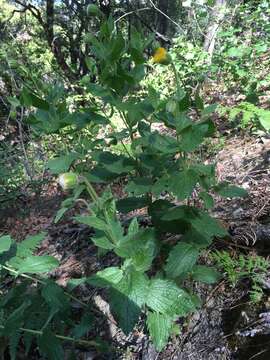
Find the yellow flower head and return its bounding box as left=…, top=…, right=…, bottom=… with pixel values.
left=152, top=47, right=170, bottom=65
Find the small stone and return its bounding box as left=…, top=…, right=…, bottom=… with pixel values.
left=233, top=207, right=244, bottom=218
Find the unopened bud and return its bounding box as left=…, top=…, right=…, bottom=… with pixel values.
left=58, top=172, right=79, bottom=190
left=87, top=4, right=102, bottom=17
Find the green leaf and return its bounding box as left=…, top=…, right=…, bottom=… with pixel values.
left=125, top=178, right=153, bottom=196
left=192, top=265, right=222, bottom=284
left=214, top=182, right=248, bottom=198
left=127, top=218, right=139, bottom=237
left=38, top=328, right=64, bottom=360
left=109, top=271, right=149, bottom=334
left=47, top=153, right=79, bottom=175
left=20, top=88, right=49, bottom=110
left=169, top=169, right=198, bottom=200
left=199, top=192, right=214, bottom=209
left=9, top=330, right=21, bottom=360
left=15, top=255, right=59, bottom=274
left=165, top=242, right=199, bottom=278
left=75, top=216, right=108, bottom=231
left=202, top=104, right=217, bottom=117
left=72, top=312, right=93, bottom=339
left=195, top=92, right=204, bottom=111
left=16, top=232, right=46, bottom=258
left=190, top=211, right=227, bottom=240
left=163, top=206, right=227, bottom=241
left=116, top=196, right=150, bottom=213
left=147, top=312, right=173, bottom=351
left=41, top=281, right=70, bottom=314
left=5, top=300, right=31, bottom=335
left=0, top=235, right=12, bottom=254
left=91, top=233, right=115, bottom=250
left=180, top=120, right=215, bottom=152
left=87, top=267, right=123, bottom=287
left=54, top=207, right=69, bottom=223
left=146, top=279, right=195, bottom=316
left=7, top=96, right=20, bottom=108
left=87, top=4, right=103, bottom=17
left=116, top=229, right=157, bottom=271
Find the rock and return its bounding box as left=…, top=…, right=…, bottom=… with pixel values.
left=233, top=207, right=244, bottom=218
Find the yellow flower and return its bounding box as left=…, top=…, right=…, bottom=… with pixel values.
left=152, top=47, right=171, bottom=65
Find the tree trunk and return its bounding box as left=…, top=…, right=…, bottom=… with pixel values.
left=204, top=0, right=227, bottom=63
left=157, top=0, right=169, bottom=37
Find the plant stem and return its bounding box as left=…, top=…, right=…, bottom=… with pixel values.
left=2, top=265, right=87, bottom=308
left=0, top=325, right=99, bottom=348
left=82, top=177, right=100, bottom=206
left=171, top=63, right=182, bottom=98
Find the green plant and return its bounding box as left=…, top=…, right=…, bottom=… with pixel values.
left=219, top=102, right=270, bottom=132
left=0, top=233, right=103, bottom=359
left=143, top=37, right=209, bottom=98
left=12, top=15, right=249, bottom=351
left=212, top=251, right=270, bottom=303
left=213, top=0, right=270, bottom=98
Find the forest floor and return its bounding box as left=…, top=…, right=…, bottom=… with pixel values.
left=1, top=107, right=270, bottom=360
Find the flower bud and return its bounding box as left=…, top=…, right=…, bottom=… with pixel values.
left=152, top=47, right=171, bottom=65
left=87, top=4, right=102, bottom=17
left=58, top=172, right=79, bottom=191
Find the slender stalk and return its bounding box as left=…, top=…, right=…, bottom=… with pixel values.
left=82, top=177, right=99, bottom=205
left=2, top=265, right=87, bottom=308
left=0, top=325, right=99, bottom=347
left=120, top=111, right=134, bottom=141
left=171, top=63, right=181, bottom=98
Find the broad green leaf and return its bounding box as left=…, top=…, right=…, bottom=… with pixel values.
left=87, top=267, right=123, bottom=287
left=146, top=279, right=196, bottom=316
left=15, top=255, right=59, bottom=274
left=125, top=178, right=153, bottom=196
left=47, top=153, right=79, bottom=175
left=20, top=88, right=49, bottom=110
left=38, top=329, right=64, bottom=360
left=199, top=192, right=214, bottom=209
left=0, top=235, right=12, bottom=254
left=259, top=110, right=270, bottom=131
left=192, top=265, right=222, bottom=284
left=87, top=166, right=119, bottom=183
left=169, top=169, right=198, bottom=200
left=91, top=233, right=115, bottom=250
left=214, top=182, right=248, bottom=198
left=127, top=218, right=139, bottom=237
left=16, top=232, right=46, bottom=258
left=72, top=312, right=93, bottom=339
left=190, top=211, right=227, bottom=240
left=109, top=271, right=149, bottom=334
left=147, top=312, right=174, bottom=351
left=180, top=120, right=215, bottom=152
left=165, top=242, right=199, bottom=278
left=116, top=229, right=157, bottom=271
left=202, top=104, right=217, bottom=117
left=148, top=133, right=179, bottom=154
left=116, top=196, right=150, bottom=213
left=4, top=300, right=31, bottom=335
left=181, top=229, right=212, bottom=248
left=41, top=281, right=70, bottom=314
left=163, top=206, right=227, bottom=241
left=75, top=216, right=108, bottom=231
